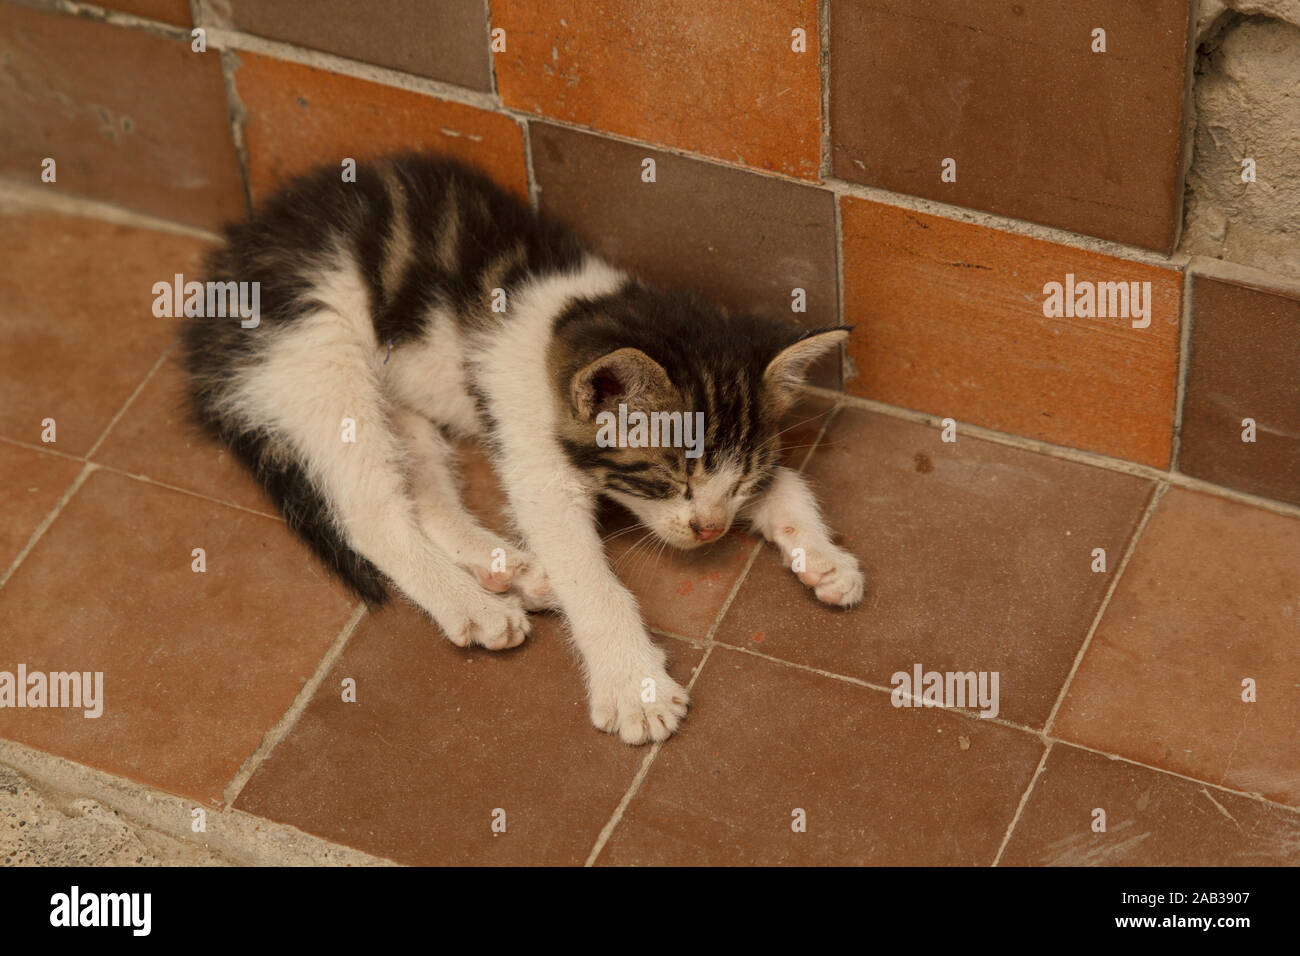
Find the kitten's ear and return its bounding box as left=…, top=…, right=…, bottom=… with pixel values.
left=570, top=347, right=673, bottom=421
left=764, top=328, right=850, bottom=394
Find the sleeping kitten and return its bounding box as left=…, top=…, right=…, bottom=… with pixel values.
left=179, top=154, right=863, bottom=744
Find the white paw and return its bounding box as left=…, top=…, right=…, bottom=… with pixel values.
left=589, top=666, right=690, bottom=745
left=791, top=543, right=865, bottom=607
left=466, top=544, right=555, bottom=612
left=438, top=587, right=530, bottom=651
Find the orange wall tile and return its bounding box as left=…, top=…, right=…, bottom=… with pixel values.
left=233, top=54, right=529, bottom=203
left=841, top=198, right=1183, bottom=467
left=493, top=0, right=823, bottom=180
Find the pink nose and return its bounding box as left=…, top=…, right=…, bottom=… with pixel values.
left=693, top=525, right=725, bottom=542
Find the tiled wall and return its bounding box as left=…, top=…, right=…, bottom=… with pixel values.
left=2, top=0, right=1296, bottom=503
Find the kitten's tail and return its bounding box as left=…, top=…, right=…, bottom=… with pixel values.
left=181, top=371, right=391, bottom=606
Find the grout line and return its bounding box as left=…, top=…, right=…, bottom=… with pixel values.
left=1047, top=737, right=1300, bottom=818
left=583, top=403, right=842, bottom=865
left=817, top=0, right=832, bottom=181
left=832, top=193, right=848, bottom=386
left=221, top=601, right=369, bottom=807
left=806, top=384, right=1300, bottom=521
left=217, top=48, right=254, bottom=215
left=992, top=742, right=1054, bottom=866
left=1042, top=482, right=1169, bottom=736
left=92, top=464, right=283, bottom=521
left=0, top=179, right=223, bottom=242
left=519, top=115, right=540, bottom=212
left=1169, top=266, right=1196, bottom=472
left=15, top=0, right=189, bottom=39
left=84, top=344, right=176, bottom=461
left=0, top=434, right=85, bottom=464
left=482, top=0, right=498, bottom=95
left=583, top=642, right=718, bottom=867
left=202, top=26, right=503, bottom=111
left=0, top=462, right=96, bottom=591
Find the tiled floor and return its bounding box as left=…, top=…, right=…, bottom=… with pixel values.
left=2, top=198, right=1297, bottom=866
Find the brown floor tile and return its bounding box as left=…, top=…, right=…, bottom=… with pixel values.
left=0, top=207, right=210, bottom=456
left=597, top=647, right=1045, bottom=865
left=0, top=470, right=356, bottom=804
left=1053, top=488, right=1300, bottom=807
left=234, top=54, right=529, bottom=204
left=496, top=0, right=823, bottom=180
left=234, top=602, right=703, bottom=864
left=0, top=4, right=244, bottom=230
left=712, top=406, right=1155, bottom=728
left=0, top=443, right=83, bottom=572
left=830, top=0, right=1191, bottom=252
left=531, top=123, right=841, bottom=386
left=841, top=198, right=1183, bottom=467
left=91, top=357, right=277, bottom=516
left=1001, top=744, right=1300, bottom=865
left=1179, top=276, right=1300, bottom=506
left=223, top=0, right=492, bottom=90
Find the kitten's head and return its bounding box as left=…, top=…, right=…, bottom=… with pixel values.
left=554, top=289, right=847, bottom=550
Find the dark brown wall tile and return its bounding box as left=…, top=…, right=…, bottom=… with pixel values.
left=530, top=123, right=841, bottom=386
left=1179, top=276, right=1300, bottom=506
left=233, top=53, right=528, bottom=203
left=830, top=0, right=1192, bottom=252
left=0, top=4, right=245, bottom=229
left=223, top=0, right=492, bottom=90
left=841, top=197, right=1183, bottom=466
left=495, top=0, right=823, bottom=180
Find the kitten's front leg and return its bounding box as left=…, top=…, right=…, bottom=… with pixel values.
left=509, top=479, right=689, bottom=743
left=748, top=466, right=866, bottom=607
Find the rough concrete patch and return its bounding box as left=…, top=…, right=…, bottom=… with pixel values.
left=0, top=742, right=395, bottom=866
left=1182, top=10, right=1300, bottom=278
left=0, top=764, right=232, bottom=866
left=1197, top=0, right=1300, bottom=39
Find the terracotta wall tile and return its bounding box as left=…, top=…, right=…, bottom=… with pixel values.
left=233, top=54, right=528, bottom=203
left=530, top=123, right=841, bottom=386
left=1179, top=276, right=1300, bottom=506
left=841, top=197, right=1182, bottom=466
left=830, top=0, right=1192, bottom=252
left=101, top=0, right=190, bottom=26
left=222, top=0, right=492, bottom=91
left=495, top=0, right=823, bottom=180
left=0, top=4, right=245, bottom=229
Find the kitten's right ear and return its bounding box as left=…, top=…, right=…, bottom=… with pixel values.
left=570, top=348, right=673, bottom=421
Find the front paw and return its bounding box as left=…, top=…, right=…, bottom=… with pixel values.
left=790, top=543, right=865, bottom=608
left=589, top=666, right=690, bottom=745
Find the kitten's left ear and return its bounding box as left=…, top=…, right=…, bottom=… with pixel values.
left=764, top=328, right=850, bottom=394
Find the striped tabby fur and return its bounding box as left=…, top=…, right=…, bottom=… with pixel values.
left=179, top=154, right=862, bottom=744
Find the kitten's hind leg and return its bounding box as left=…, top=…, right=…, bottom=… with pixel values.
left=747, top=466, right=866, bottom=607
left=391, top=407, right=554, bottom=611
left=235, top=316, right=530, bottom=649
